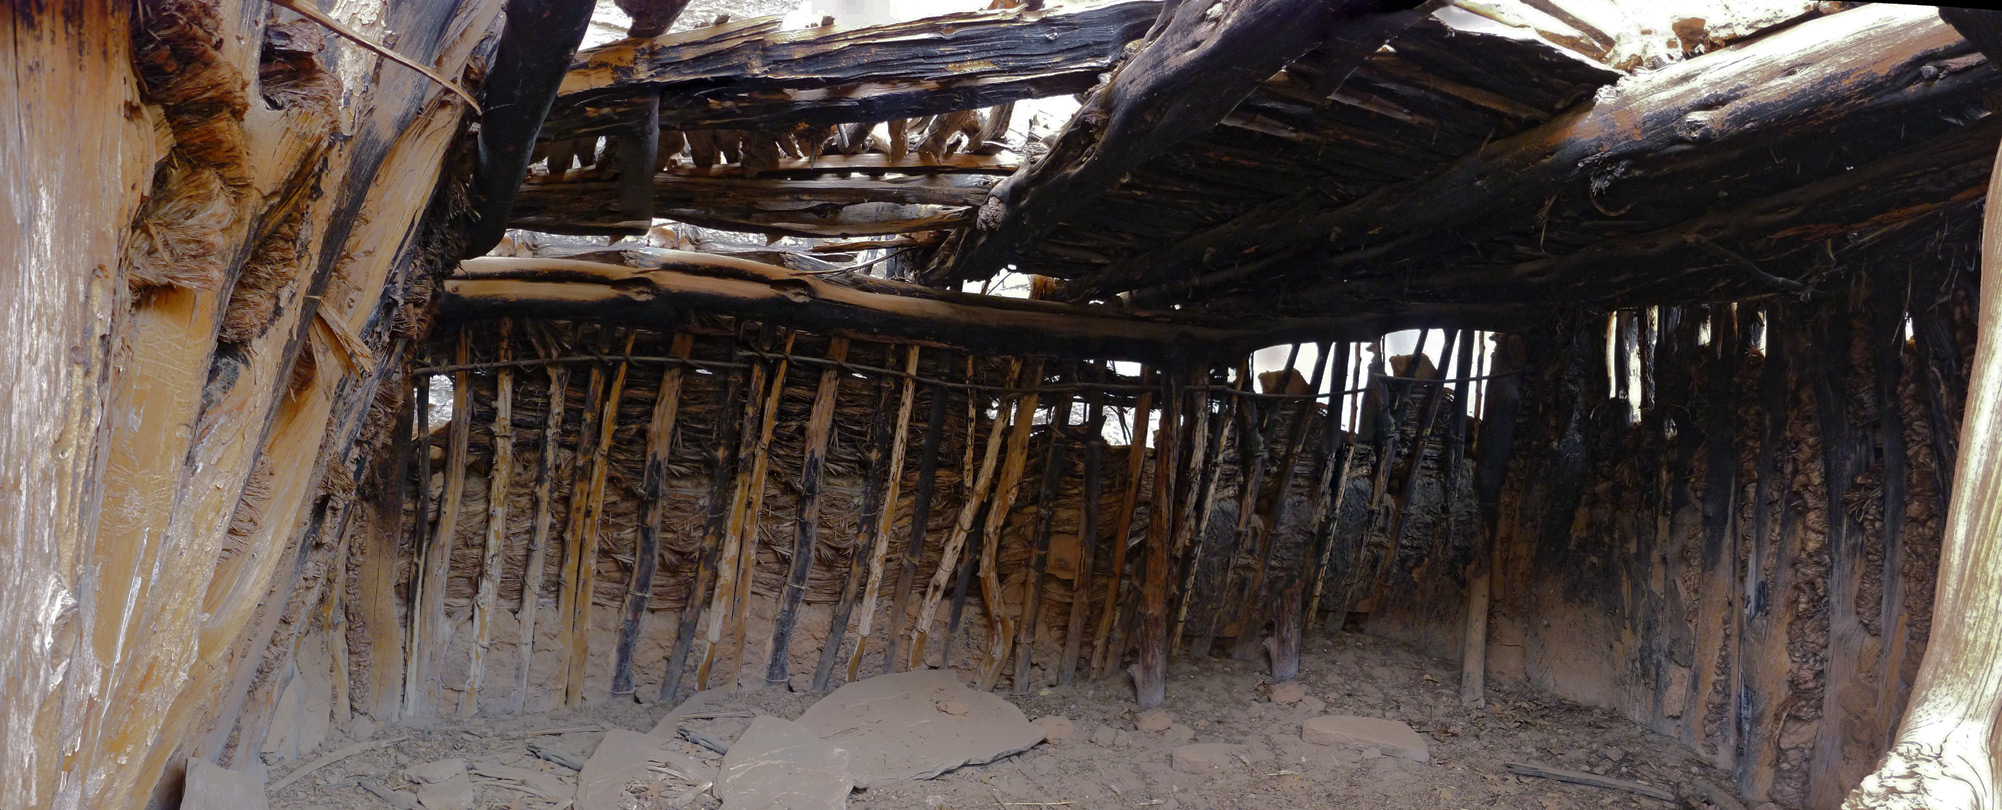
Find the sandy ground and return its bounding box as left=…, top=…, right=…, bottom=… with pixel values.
left=270, top=632, right=1744, bottom=810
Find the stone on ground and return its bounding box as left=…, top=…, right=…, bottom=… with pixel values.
left=1171, top=743, right=1246, bottom=774
left=1163, top=723, right=1195, bottom=744
left=1089, top=725, right=1118, bottom=747
left=184, top=759, right=268, bottom=810
left=580, top=729, right=693, bottom=810
left=719, top=716, right=854, bottom=810
left=1032, top=715, right=1075, bottom=744
left=1135, top=708, right=1174, bottom=733
left=795, top=669, right=1044, bottom=788
left=405, top=759, right=466, bottom=785
left=414, top=774, right=473, bottom=810
left=1301, top=715, right=1430, bottom=762
left=1297, top=696, right=1326, bottom=715
left=1268, top=681, right=1307, bottom=704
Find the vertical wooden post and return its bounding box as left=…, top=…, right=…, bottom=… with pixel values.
left=1461, top=334, right=1526, bottom=709
left=1684, top=307, right=1740, bottom=752
left=698, top=330, right=776, bottom=690
left=767, top=339, right=850, bottom=686
left=404, top=373, right=433, bottom=716
left=1870, top=277, right=1912, bottom=747
left=554, top=333, right=611, bottom=705
left=409, top=332, right=472, bottom=716
left=885, top=351, right=948, bottom=673
left=718, top=331, right=795, bottom=690
left=613, top=332, right=694, bottom=696
left=1303, top=343, right=1355, bottom=634
left=912, top=360, right=1021, bottom=668
left=563, top=332, right=636, bottom=707
left=819, top=378, right=899, bottom=690
left=1259, top=342, right=1334, bottom=680
left=513, top=346, right=570, bottom=714
left=1014, top=375, right=1076, bottom=691
left=462, top=320, right=517, bottom=716
left=1060, top=368, right=1108, bottom=685
left=1092, top=367, right=1152, bottom=680
left=360, top=376, right=414, bottom=721
left=848, top=345, right=921, bottom=681
left=1168, top=362, right=1232, bottom=661
left=1132, top=370, right=1182, bottom=709
left=977, top=361, right=1044, bottom=691
left=1371, top=329, right=1461, bottom=610
left=1199, top=372, right=1269, bottom=658
left=662, top=344, right=747, bottom=703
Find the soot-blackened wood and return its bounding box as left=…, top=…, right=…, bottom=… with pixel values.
left=662, top=350, right=746, bottom=702
left=1061, top=367, right=1109, bottom=685
left=616, top=0, right=692, bottom=38
left=1195, top=388, right=1265, bottom=659
left=1872, top=274, right=1913, bottom=743
left=1171, top=363, right=1244, bottom=660
left=935, top=0, right=1429, bottom=283
left=1261, top=342, right=1335, bottom=680
left=515, top=355, right=571, bottom=713
left=548, top=2, right=1159, bottom=139
left=1685, top=306, right=1740, bottom=751
left=1911, top=258, right=1967, bottom=496
left=1809, top=286, right=1871, bottom=806
left=1459, top=334, right=1526, bottom=707
left=1106, top=5, right=1986, bottom=305
left=816, top=377, right=898, bottom=691
left=886, top=362, right=951, bottom=672
left=1304, top=344, right=1356, bottom=634
left=510, top=173, right=997, bottom=238
left=1229, top=349, right=1302, bottom=662
left=1133, top=372, right=1182, bottom=708
left=721, top=332, right=796, bottom=690
left=615, top=99, right=659, bottom=226
left=464, top=0, right=596, bottom=257
left=847, top=346, right=921, bottom=681
left=464, top=321, right=519, bottom=716
left=613, top=333, right=693, bottom=697
left=1093, top=368, right=1153, bottom=679
left=1376, top=329, right=1459, bottom=605
left=1734, top=304, right=1789, bottom=785
left=767, top=338, right=850, bottom=685
left=1014, top=384, right=1077, bottom=691
left=565, top=334, right=636, bottom=707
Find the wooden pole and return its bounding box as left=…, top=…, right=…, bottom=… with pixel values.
left=1060, top=367, right=1108, bottom=685
left=1462, top=334, right=1527, bottom=709
left=767, top=338, right=850, bottom=686
left=1198, top=378, right=1270, bottom=658
left=936, top=357, right=990, bottom=671
left=818, top=378, right=898, bottom=690
left=1132, top=370, right=1182, bottom=708
left=1014, top=376, right=1077, bottom=691
left=977, top=361, right=1044, bottom=691
left=911, top=359, right=1021, bottom=668
left=404, top=372, right=433, bottom=716
left=1091, top=367, right=1152, bottom=679
left=848, top=345, right=921, bottom=681
left=1303, top=343, right=1355, bottom=635
left=554, top=332, right=611, bottom=706
left=698, top=330, right=776, bottom=690
left=410, top=331, right=473, bottom=715
left=1371, top=328, right=1461, bottom=609
left=1173, top=361, right=1245, bottom=660
left=720, top=331, right=795, bottom=690
left=563, top=331, right=635, bottom=707
left=512, top=347, right=570, bottom=713
left=612, top=332, right=693, bottom=696
left=1257, top=342, right=1334, bottom=679
left=885, top=351, right=948, bottom=672
left=662, top=340, right=747, bottom=703
left=462, top=320, right=517, bottom=716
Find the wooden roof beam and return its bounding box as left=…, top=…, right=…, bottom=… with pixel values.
left=442, top=255, right=1504, bottom=362
left=922, top=0, right=1435, bottom=285
left=510, top=173, right=996, bottom=237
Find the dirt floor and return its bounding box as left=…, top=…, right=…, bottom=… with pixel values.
left=270, top=632, right=1745, bottom=809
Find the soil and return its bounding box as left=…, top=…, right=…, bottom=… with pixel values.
left=270, top=632, right=1744, bottom=810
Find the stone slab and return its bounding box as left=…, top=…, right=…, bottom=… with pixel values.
left=719, top=716, right=853, bottom=810
left=795, top=670, right=1044, bottom=788
left=1301, top=715, right=1430, bottom=762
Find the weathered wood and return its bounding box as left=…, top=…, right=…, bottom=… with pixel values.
left=612, top=332, right=693, bottom=696
left=411, top=332, right=474, bottom=715
left=1505, top=762, right=1678, bottom=803
left=912, top=360, right=1021, bottom=666
left=1304, top=344, right=1356, bottom=635
left=463, top=320, right=518, bottom=716
left=1683, top=306, right=1740, bottom=754
left=651, top=152, right=1019, bottom=179
left=1258, top=342, right=1334, bottom=680
left=932, top=0, right=1429, bottom=283
left=360, top=382, right=416, bottom=721
left=1375, top=329, right=1460, bottom=608
left=464, top=0, right=596, bottom=256
left=511, top=173, right=997, bottom=238
left=848, top=346, right=922, bottom=680
left=546, top=2, right=1159, bottom=139
left=513, top=355, right=570, bottom=713
left=1014, top=381, right=1077, bottom=691
left=406, top=372, right=436, bottom=716
left=1844, top=106, right=2002, bottom=810
left=978, top=362, right=1045, bottom=690
left=1132, top=372, right=1182, bottom=708
left=766, top=339, right=850, bottom=685
left=816, top=378, right=898, bottom=690
left=1092, top=369, right=1154, bottom=679
left=447, top=256, right=1448, bottom=364
left=886, top=358, right=950, bottom=672
left=1170, top=363, right=1244, bottom=661
left=662, top=343, right=747, bottom=702
left=563, top=333, right=635, bottom=707
left=1198, top=381, right=1273, bottom=657
left=720, top=331, right=795, bottom=690
left=1060, top=367, right=1110, bottom=685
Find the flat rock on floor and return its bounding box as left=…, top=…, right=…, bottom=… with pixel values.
left=719, top=716, right=853, bottom=810
left=795, top=670, right=1045, bottom=788
left=184, top=759, right=268, bottom=810
left=580, top=729, right=686, bottom=810
left=1302, top=715, right=1430, bottom=762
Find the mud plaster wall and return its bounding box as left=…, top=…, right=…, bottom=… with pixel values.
left=1355, top=258, right=1978, bottom=810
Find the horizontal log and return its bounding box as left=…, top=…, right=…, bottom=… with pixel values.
left=1086, top=4, right=1995, bottom=304
left=511, top=173, right=996, bottom=236
left=541, top=2, right=1157, bottom=140
left=652, top=152, right=1019, bottom=179
left=441, top=255, right=1508, bottom=361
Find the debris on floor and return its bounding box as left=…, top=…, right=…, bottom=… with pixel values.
left=718, top=717, right=853, bottom=810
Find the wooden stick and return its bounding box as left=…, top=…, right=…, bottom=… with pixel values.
left=1059, top=367, right=1108, bottom=685
left=512, top=346, right=570, bottom=713
left=939, top=354, right=986, bottom=670
left=767, top=338, right=850, bottom=685
left=411, top=332, right=473, bottom=715
left=720, top=331, right=795, bottom=690
left=911, top=359, right=1020, bottom=669
left=698, top=330, right=776, bottom=690
left=661, top=346, right=747, bottom=703
left=818, top=378, right=898, bottom=690
left=1254, top=342, right=1334, bottom=679
left=1306, top=345, right=1359, bottom=634
left=848, top=345, right=921, bottom=681
left=1198, top=376, right=1271, bottom=658
left=564, top=331, right=636, bottom=707
left=463, top=320, right=517, bottom=716
left=1370, top=329, right=1460, bottom=610
left=1503, top=762, right=1678, bottom=803
left=885, top=355, right=950, bottom=673
left=1091, top=367, right=1152, bottom=680
left=1014, top=377, right=1077, bottom=691
left=941, top=501, right=987, bottom=671
left=613, top=332, right=694, bottom=696
left=1132, top=371, right=1182, bottom=708
left=402, top=372, right=433, bottom=717
left=554, top=331, right=612, bottom=706
left=978, top=361, right=1044, bottom=691
left=1171, top=362, right=1244, bottom=660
